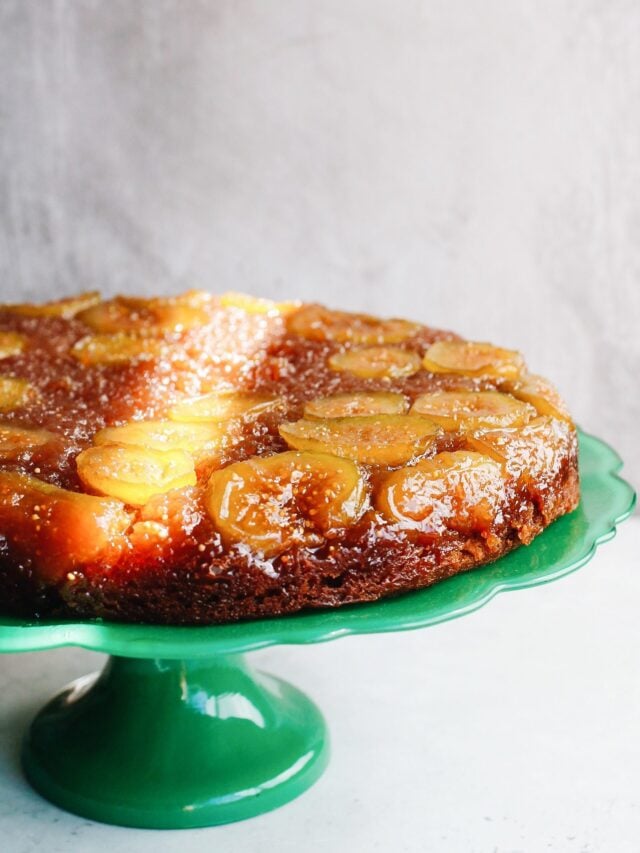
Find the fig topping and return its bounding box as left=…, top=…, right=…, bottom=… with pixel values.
left=0, top=423, right=58, bottom=459
left=205, top=450, right=367, bottom=556
left=0, top=332, right=27, bottom=359
left=279, top=414, right=441, bottom=466
left=376, top=450, right=505, bottom=533
left=0, top=291, right=100, bottom=319
left=72, top=333, right=164, bottom=366
left=94, top=420, right=234, bottom=464
left=0, top=377, right=36, bottom=411
left=411, top=390, right=534, bottom=431
left=78, top=290, right=213, bottom=334
left=170, top=391, right=283, bottom=423
left=329, top=346, right=421, bottom=380
left=0, top=471, right=131, bottom=580
left=422, top=340, right=525, bottom=380
left=220, top=291, right=300, bottom=316
left=500, top=374, right=572, bottom=423
left=76, top=444, right=197, bottom=506
left=288, top=304, right=420, bottom=345
left=304, top=391, right=409, bottom=419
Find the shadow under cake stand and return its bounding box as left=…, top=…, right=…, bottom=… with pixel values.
left=0, top=431, right=635, bottom=829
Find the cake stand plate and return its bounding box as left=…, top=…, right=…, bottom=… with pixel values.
left=0, top=432, right=635, bottom=829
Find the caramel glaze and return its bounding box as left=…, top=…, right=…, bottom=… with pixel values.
left=0, top=297, right=579, bottom=624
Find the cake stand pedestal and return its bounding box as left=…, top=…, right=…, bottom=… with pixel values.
left=22, top=653, right=328, bottom=829
left=0, top=432, right=635, bottom=829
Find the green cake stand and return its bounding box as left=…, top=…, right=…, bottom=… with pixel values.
left=0, top=431, right=635, bottom=829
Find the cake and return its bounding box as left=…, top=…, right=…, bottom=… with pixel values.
left=0, top=290, right=579, bottom=624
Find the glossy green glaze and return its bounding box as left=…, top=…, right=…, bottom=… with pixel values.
left=22, top=655, right=329, bottom=828
left=0, top=431, right=635, bottom=829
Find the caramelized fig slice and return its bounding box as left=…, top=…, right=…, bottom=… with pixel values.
left=0, top=423, right=58, bottom=460
left=170, top=390, right=283, bottom=423
left=288, top=304, right=421, bottom=345
left=72, top=333, right=164, bottom=366
left=279, top=414, right=441, bottom=467
left=376, top=450, right=505, bottom=533
left=77, top=444, right=196, bottom=506
left=329, top=347, right=422, bottom=380
left=500, top=374, right=572, bottom=423
left=0, top=377, right=36, bottom=411
left=0, top=332, right=26, bottom=359
left=422, top=340, right=525, bottom=380
left=465, top=416, right=576, bottom=484
left=0, top=471, right=131, bottom=580
left=129, top=520, right=171, bottom=551
left=220, top=291, right=300, bottom=316
left=94, top=419, right=232, bottom=463
left=0, top=291, right=100, bottom=319
left=78, top=290, right=214, bottom=334
left=205, top=450, right=367, bottom=556
left=411, top=390, right=535, bottom=431
left=304, top=391, right=409, bottom=419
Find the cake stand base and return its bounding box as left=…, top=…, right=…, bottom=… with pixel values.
left=22, top=654, right=329, bottom=829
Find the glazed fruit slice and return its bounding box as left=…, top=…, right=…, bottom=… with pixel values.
left=304, top=391, right=409, bottom=419
left=0, top=332, right=26, bottom=359
left=128, top=520, right=171, bottom=550
left=0, top=424, right=59, bottom=460
left=328, top=346, right=422, bottom=380
left=288, top=304, right=421, bottom=345
left=465, top=416, right=576, bottom=484
left=78, top=290, right=214, bottom=335
left=220, top=291, right=300, bottom=316
left=93, top=420, right=233, bottom=464
left=0, top=471, right=131, bottom=580
left=0, top=291, right=100, bottom=319
left=500, top=374, right=572, bottom=423
left=137, top=485, right=203, bottom=541
left=0, top=377, right=36, bottom=411
left=170, top=390, right=283, bottom=423
left=411, top=390, right=535, bottom=431
left=205, top=450, right=367, bottom=556
left=376, top=450, right=505, bottom=533
left=279, top=414, right=441, bottom=466
left=72, top=333, right=164, bottom=366
left=76, top=444, right=197, bottom=506
left=422, top=340, right=525, bottom=380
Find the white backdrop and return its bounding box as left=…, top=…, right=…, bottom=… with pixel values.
left=0, top=0, right=638, bottom=489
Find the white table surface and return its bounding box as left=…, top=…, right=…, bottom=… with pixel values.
left=1, top=516, right=638, bottom=853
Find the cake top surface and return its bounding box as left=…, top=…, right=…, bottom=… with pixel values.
left=0, top=290, right=574, bottom=588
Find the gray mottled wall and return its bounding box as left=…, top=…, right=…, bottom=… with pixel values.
left=1, top=0, right=639, bottom=489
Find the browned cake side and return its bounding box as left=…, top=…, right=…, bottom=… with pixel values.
left=0, top=291, right=579, bottom=625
